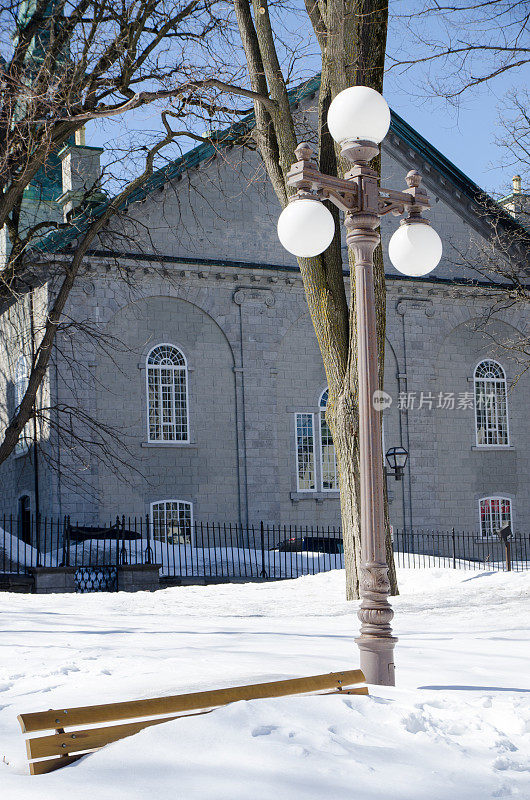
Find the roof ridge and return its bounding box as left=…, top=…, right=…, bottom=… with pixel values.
left=33, top=75, right=526, bottom=253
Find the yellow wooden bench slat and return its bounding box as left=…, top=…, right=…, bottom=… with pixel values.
left=26, top=710, right=218, bottom=775
left=26, top=709, right=215, bottom=760
left=18, top=669, right=367, bottom=775
left=18, top=669, right=364, bottom=733
left=29, top=754, right=85, bottom=776
left=26, top=688, right=368, bottom=761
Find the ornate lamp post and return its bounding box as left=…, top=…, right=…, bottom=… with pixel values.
left=277, top=86, right=442, bottom=686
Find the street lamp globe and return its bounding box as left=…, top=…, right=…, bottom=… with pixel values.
left=388, top=221, right=443, bottom=277
left=277, top=198, right=335, bottom=258
left=327, top=86, right=391, bottom=145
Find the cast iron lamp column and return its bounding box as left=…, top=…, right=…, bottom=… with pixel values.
left=277, top=86, right=442, bottom=686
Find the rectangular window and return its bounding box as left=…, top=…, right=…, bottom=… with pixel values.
left=320, top=412, right=338, bottom=490
left=14, top=355, right=32, bottom=456
left=147, top=370, right=161, bottom=440
left=479, top=497, right=512, bottom=539
left=295, top=413, right=315, bottom=491
left=475, top=386, right=508, bottom=445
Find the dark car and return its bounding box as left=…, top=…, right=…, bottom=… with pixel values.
left=275, top=535, right=343, bottom=554
left=67, top=524, right=143, bottom=542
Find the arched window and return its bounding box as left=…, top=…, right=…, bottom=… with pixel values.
left=479, top=496, right=512, bottom=539
left=150, top=500, right=193, bottom=544
left=319, top=389, right=338, bottom=491
left=14, top=355, right=31, bottom=454
left=474, top=360, right=509, bottom=446
left=146, top=344, right=189, bottom=442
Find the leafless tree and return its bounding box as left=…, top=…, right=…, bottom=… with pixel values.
left=233, top=0, right=397, bottom=599
left=388, top=0, right=529, bottom=379
left=495, top=89, right=530, bottom=204
left=0, top=0, right=274, bottom=470
left=443, top=194, right=530, bottom=383
left=388, top=0, right=530, bottom=99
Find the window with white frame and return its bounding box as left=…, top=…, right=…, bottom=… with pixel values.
left=474, top=360, right=509, bottom=446
left=295, top=413, right=316, bottom=491
left=150, top=500, right=193, bottom=544
left=319, top=389, right=338, bottom=491
left=479, top=496, right=512, bottom=539
left=146, top=344, right=189, bottom=442
left=14, top=355, right=31, bottom=455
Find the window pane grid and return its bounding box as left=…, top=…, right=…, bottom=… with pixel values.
left=319, top=390, right=338, bottom=491
left=479, top=497, right=512, bottom=539
left=151, top=500, right=192, bottom=543
left=474, top=361, right=509, bottom=446
left=296, top=413, right=315, bottom=491
left=147, top=345, right=188, bottom=442
left=14, top=355, right=32, bottom=455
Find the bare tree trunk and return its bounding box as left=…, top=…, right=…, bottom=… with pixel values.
left=235, top=0, right=398, bottom=599
left=331, top=398, right=362, bottom=598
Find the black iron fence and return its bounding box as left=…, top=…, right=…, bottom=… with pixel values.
left=393, top=528, right=528, bottom=572
left=2, top=514, right=529, bottom=582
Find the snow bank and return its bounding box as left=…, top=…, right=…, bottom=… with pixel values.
left=0, top=530, right=341, bottom=576
left=0, top=528, right=43, bottom=567
left=0, top=568, right=529, bottom=799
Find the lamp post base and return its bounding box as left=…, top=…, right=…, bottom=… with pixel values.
left=356, top=636, right=397, bottom=686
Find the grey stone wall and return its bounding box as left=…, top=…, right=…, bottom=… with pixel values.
left=0, top=116, right=528, bottom=542
left=0, top=284, right=56, bottom=527
left=23, top=259, right=525, bottom=538
left=93, top=292, right=240, bottom=524
left=389, top=288, right=529, bottom=533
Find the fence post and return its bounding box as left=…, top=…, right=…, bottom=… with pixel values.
left=144, top=514, right=153, bottom=564
left=505, top=539, right=512, bottom=572
left=119, top=515, right=127, bottom=565
left=260, top=521, right=267, bottom=579
left=34, top=512, right=42, bottom=567
left=451, top=527, right=456, bottom=570
left=2, top=514, right=5, bottom=573
left=62, top=516, right=71, bottom=567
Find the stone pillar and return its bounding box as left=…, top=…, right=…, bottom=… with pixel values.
left=30, top=566, right=76, bottom=593
left=117, top=563, right=161, bottom=592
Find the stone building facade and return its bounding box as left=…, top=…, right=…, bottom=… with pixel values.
left=1, top=83, right=528, bottom=541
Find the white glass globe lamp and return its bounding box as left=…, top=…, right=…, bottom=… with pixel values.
left=277, top=198, right=335, bottom=258
left=327, top=86, right=391, bottom=145
left=388, top=221, right=443, bottom=277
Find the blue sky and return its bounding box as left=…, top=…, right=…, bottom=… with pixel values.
left=85, top=2, right=528, bottom=199
left=382, top=73, right=518, bottom=196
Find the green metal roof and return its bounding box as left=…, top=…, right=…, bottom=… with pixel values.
left=32, top=75, right=525, bottom=254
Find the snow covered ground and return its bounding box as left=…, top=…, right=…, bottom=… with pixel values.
left=1, top=567, right=529, bottom=799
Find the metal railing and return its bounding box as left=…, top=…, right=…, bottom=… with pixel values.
left=1, top=514, right=528, bottom=580
left=393, top=528, right=528, bottom=572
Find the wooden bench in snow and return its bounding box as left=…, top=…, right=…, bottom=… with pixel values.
left=18, top=669, right=367, bottom=775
